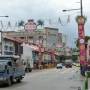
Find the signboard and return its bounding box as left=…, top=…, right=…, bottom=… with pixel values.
left=24, top=19, right=37, bottom=32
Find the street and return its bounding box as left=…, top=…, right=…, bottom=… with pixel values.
left=0, top=0, right=89, bottom=89
left=0, top=67, right=84, bottom=90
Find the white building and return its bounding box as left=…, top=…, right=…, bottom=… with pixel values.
left=1, top=36, right=22, bottom=55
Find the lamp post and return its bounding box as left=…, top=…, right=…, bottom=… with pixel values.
left=62, top=0, right=83, bottom=16
left=62, top=8, right=80, bottom=12
left=63, top=0, right=87, bottom=75
left=80, top=0, right=83, bottom=16
left=0, top=16, right=9, bottom=17
left=0, top=15, right=9, bottom=55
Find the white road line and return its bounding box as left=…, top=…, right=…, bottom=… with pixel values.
left=60, top=67, right=79, bottom=74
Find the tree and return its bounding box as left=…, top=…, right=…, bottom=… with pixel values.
left=18, top=20, right=25, bottom=27
left=76, top=36, right=90, bottom=48
left=37, top=19, right=44, bottom=27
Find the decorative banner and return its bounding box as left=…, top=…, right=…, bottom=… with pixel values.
left=80, top=44, right=85, bottom=50
left=78, top=24, right=85, bottom=38
left=77, top=16, right=86, bottom=65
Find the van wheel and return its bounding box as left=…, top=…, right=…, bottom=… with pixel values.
left=7, top=78, right=12, bottom=86
left=29, top=68, right=32, bottom=72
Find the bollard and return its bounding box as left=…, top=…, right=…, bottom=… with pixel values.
left=83, top=72, right=88, bottom=90
left=85, top=72, right=88, bottom=90
left=78, top=87, right=81, bottom=90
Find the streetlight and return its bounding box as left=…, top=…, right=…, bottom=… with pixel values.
left=62, top=0, right=83, bottom=16
left=62, top=8, right=80, bottom=12
left=0, top=15, right=9, bottom=55
left=80, top=0, right=83, bottom=16
left=0, top=16, right=9, bottom=17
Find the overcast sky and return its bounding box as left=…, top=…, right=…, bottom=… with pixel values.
left=0, top=0, right=89, bottom=47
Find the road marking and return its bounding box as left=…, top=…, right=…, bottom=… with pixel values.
left=60, top=68, right=72, bottom=74
left=60, top=67, right=79, bottom=74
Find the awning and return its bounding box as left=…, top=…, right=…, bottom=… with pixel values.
left=29, top=45, right=39, bottom=51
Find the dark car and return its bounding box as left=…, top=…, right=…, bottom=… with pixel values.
left=65, top=60, right=72, bottom=68
left=65, top=63, right=72, bottom=68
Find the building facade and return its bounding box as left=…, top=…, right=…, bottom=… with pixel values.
left=3, top=26, right=63, bottom=68
left=1, top=36, right=22, bottom=56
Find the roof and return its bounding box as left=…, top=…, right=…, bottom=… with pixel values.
left=44, top=27, right=58, bottom=30
left=3, top=36, right=23, bottom=44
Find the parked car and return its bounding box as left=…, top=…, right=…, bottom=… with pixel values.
left=0, top=55, right=25, bottom=86
left=56, top=63, right=63, bottom=69
left=65, top=60, right=72, bottom=68
left=65, top=63, right=72, bottom=68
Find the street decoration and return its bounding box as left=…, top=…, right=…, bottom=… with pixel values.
left=79, top=39, right=85, bottom=44
left=76, top=16, right=86, bottom=65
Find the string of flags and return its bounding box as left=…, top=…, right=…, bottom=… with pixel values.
left=0, top=15, right=71, bottom=31
left=0, top=21, right=24, bottom=31
left=58, top=15, right=71, bottom=26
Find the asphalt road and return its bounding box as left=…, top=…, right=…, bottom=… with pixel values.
left=0, top=67, right=84, bottom=90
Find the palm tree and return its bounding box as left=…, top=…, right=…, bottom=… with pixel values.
left=17, top=20, right=25, bottom=30
left=18, top=20, right=25, bottom=27
left=37, top=19, right=44, bottom=27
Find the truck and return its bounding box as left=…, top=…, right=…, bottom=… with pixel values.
left=21, top=43, right=34, bottom=72
left=0, top=55, right=25, bottom=86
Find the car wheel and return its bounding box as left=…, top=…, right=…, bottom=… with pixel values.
left=57, top=67, right=59, bottom=69
left=29, top=68, right=32, bottom=72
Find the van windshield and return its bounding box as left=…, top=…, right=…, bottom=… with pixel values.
left=0, top=61, right=7, bottom=71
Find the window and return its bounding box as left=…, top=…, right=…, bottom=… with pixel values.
left=9, top=47, right=13, bottom=51
left=4, top=52, right=13, bottom=55
left=4, top=45, right=8, bottom=50
left=20, top=37, right=24, bottom=39
left=39, top=36, right=43, bottom=39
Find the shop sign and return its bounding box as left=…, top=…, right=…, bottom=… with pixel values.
left=24, top=19, right=37, bottom=32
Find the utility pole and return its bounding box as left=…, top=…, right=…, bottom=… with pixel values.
left=80, top=0, right=83, bottom=16
left=62, top=0, right=87, bottom=75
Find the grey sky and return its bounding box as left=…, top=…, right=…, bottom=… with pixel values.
left=0, top=0, right=89, bottom=47
left=0, top=0, right=89, bottom=20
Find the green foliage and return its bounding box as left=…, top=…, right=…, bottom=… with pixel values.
left=85, top=36, right=90, bottom=43
left=72, top=48, right=79, bottom=52
left=76, top=16, right=87, bottom=24
left=37, top=19, right=44, bottom=26
left=18, top=20, right=24, bottom=27
left=76, top=36, right=90, bottom=48
left=55, top=55, right=65, bottom=63
left=72, top=55, right=78, bottom=62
